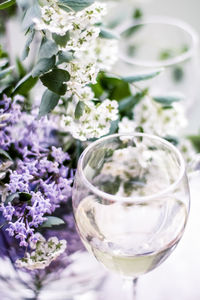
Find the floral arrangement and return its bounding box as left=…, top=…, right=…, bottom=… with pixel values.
left=0, top=0, right=198, bottom=298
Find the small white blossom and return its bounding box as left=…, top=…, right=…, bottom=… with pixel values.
left=60, top=100, right=118, bottom=141
left=15, top=234, right=67, bottom=270
left=133, top=97, right=187, bottom=136
left=178, top=138, right=196, bottom=163
left=118, top=117, right=137, bottom=134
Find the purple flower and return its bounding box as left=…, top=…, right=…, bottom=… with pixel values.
left=51, top=146, right=70, bottom=164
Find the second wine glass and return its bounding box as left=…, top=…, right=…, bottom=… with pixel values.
left=72, top=133, right=190, bottom=300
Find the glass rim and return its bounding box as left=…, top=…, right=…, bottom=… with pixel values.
left=118, top=16, right=199, bottom=68
left=78, top=133, right=186, bottom=203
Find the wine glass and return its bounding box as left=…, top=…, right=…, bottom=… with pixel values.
left=72, top=133, right=190, bottom=300
left=115, top=16, right=199, bottom=112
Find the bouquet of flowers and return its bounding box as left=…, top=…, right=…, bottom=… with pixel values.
left=0, top=0, right=197, bottom=298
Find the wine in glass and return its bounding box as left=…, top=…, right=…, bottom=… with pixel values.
left=72, top=133, right=190, bottom=299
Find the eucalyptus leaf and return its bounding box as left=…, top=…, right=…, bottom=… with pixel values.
left=40, top=68, right=70, bottom=95
left=57, top=50, right=74, bottom=64
left=16, top=0, right=28, bottom=10
left=153, top=95, right=184, bottom=105
left=75, top=101, right=85, bottom=119
left=5, top=192, right=19, bottom=205
left=39, top=89, right=60, bottom=118
left=99, top=28, right=119, bottom=40
left=41, top=216, right=65, bottom=228
left=22, top=3, right=41, bottom=31
left=164, top=136, right=179, bottom=146
left=119, top=91, right=146, bottom=113
left=32, top=56, right=56, bottom=78
left=0, top=66, right=14, bottom=79
left=13, top=73, right=38, bottom=96
left=58, top=0, right=95, bottom=12
left=121, top=69, right=163, bottom=83
left=22, top=28, right=35, bottom=60
left=0, top=0, right=15, bottom=10
left=0, top=149, right=12, bottom=161
left=39, top=38, right=58, bottom=59
left=52, top=32, right=70, bottom=47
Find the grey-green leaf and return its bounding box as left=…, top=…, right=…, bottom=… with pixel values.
left=0, top=66, right=14, bottom=79
left=75, top=101, right=85, bottom=119
left=52, top=32, right=70, bottom=47
left=121, top=69, right=163, bottom=83
left=22, top=3, right=41, bottom=31
left=40, top=68, right=70, bottom=95
left=99, top=28, right=119, bottom=40
left=41, top=216, right=65, bottom=228
left=13, top=73, right=38, bottom=96
left=39, top=89, right=60, bottom=118
left=57, top=51, right=74, bottom=65
left=0, top=0, right=15, bottom=10
left=153, top=95, right=184, bottom=105
left=58, top=0, right=95, bottom=11
left=5, top=192, right=19, bottom=205
left=22, top=28, right=35, bottom=60
left=39, top=38, right=58, bottom=59
left=32, top=56, right=56, bottom=78
left=0, top=149, right=12, bottom=161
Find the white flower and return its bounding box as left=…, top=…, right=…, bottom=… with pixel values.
left=133, top=97, right=187, bottom=136
left=94, top=38, right=119, bottom=71
left=178, top=138, right=196, bottom=163
left=118, top=117, right=137, bottom=134
left=15, top=234, right=67, bottom=270
left=60, top=100, right=118, bottom=141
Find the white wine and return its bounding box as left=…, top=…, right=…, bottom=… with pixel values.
left=75, top=196, right=187, bottom=278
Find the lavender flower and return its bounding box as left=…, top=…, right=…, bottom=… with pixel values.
left=0, top=96, right=74, bottom=250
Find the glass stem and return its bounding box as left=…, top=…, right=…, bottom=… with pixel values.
left=123, top=278, right=138, bottom=300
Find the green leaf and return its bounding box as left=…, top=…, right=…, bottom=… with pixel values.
left=39, top=89, right=60, bottom=118
left=164, top=136, right=179, bottom=146
left=188, top=135, right=200, bottom=152
left=32, top=56, right=56, bottom=78
left=22, top=28, right=35, bottom=60
left=39, top=38, right=58, bottom=60
left=119, top=90, right=147, bottom=114
left=40, top=68, right=70, bottom=95
left=0, top=66, right=14, bottom=79
left=121, top=69, right=163, bottom=83
left=75, top=101, right=85, bottom=119
left=57, top=50, right=74, bottom=65
left=58, top=0, right=95, bottom=11
left=97, top=73, right=132, bottom=101
left=52, top=31, right=70, bottom=47
left=133, top=8, right=143, bottom=19
left=41, top=216, right=65, bottom=228
left=0, top=0, right=15, bottom=10
left=100, top=175, right=121, bottom=195
left=13, top=73, right=38, bottom=96
left=99, top=28, right=119, bottom=40
left=122, top=24, right=143, bottom=38
left=16, top=57, right=26, bottom=77
left=153, top=95, right=184, bottom=105
left=19, top=192, right=32, bottom=201
left=0, top=148, right=12, bottom=161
